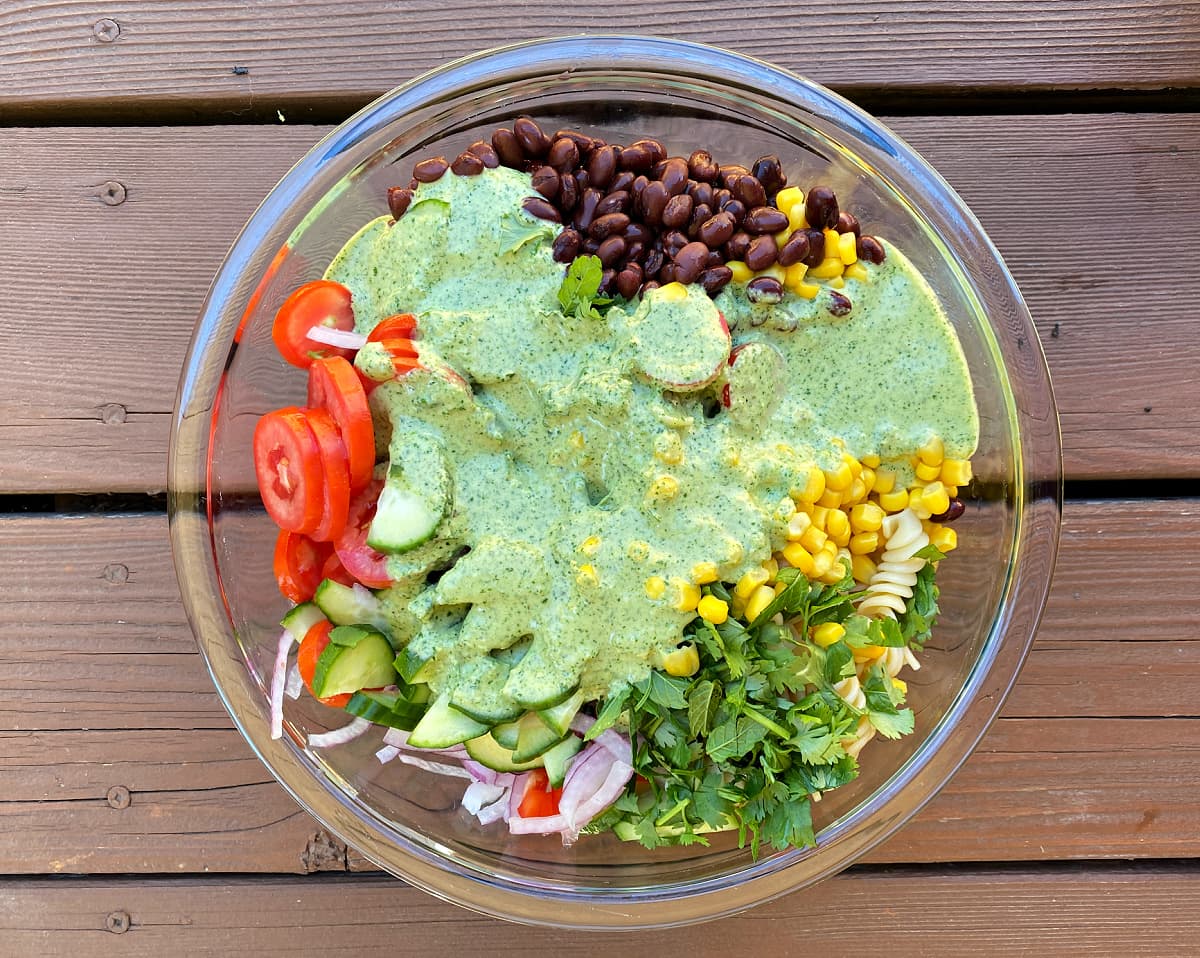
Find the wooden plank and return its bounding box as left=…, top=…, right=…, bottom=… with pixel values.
left=1, top=1, right=1197, bottom=123
left=2, top=115, right=1198, bottom=492
left=0, top=499, right=1197, bottom=874
left=1, top=865, right=1198, bottom=955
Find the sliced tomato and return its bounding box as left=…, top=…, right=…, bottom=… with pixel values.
left=272, top=280, right=356, bottom=368
left=378, top=336, right=419, bottom=360
left=320, top=550, right=357, bottom=588
left=367, top=313, right=418, bottom=343
left=307, top=356, right=375, bottom=491
left=253, top=407, right=325, bottom=534
left=297, top=620, right=352, bottom=708
left=305, top=408, right=351, bottom=542
left=334, top=478, right=393, bottom=589
left=517, top=768, right=563, bottom=818
left=273, top=530, right=331, bottom=603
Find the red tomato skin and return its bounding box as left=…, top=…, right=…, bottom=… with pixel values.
left=253, top=407, right=326, bottom=535
left=334, top=478, right=393, bottom=589
left=320, top=551, right=357, bottom=588
left=272, top=281, right=356, bottom=368
left=305, top=408, right=352, bottom=543
left=297, top=621, right=353, bottom=708
left=368, top=314, right=418, bottom=343
left=273, top=531, right=330, bottom=603
left=307, top=356, right=375, bottom=491
left=517, top=768, right=564, bottom=818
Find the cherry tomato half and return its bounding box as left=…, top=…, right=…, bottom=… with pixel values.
left=272, top=280, right=356, bottom=368
left=297, top=620, right=352, bottom=708
left=253, top=407, right=325, bottom=534
left=367, top=313, right=418, bottom=343
left=334, top=478, right=393, bottom=589
left=305, top=408, right=351, bottom=543
left=517, top=768, right=563, bottom=818
left=273, top=530, right=331, bottom=603
left=308, top=356, right=375, bottom=492
left=320, top=550, right=357, bottom=588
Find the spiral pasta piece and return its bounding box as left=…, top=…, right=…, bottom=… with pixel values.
left=855, top=508, right=929, bottom=619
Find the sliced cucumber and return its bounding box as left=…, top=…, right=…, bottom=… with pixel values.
left=367, top=432, right=449, bottom=555
left=449, top=658, right=524, bottom=726
left=311, top=628, right=396, bottom=699
left=537, top=688, right=585, bottom=737
left=280, top=602, right=326, bottom=639
left=464, top=732, right=545, bottom=773
left=542, top=734, right=584, bottom=788
left=395, top=645, right=436, bottom=684
left=313, top=579, right=390, bottom=633
left=492, top=718, right=521, bottom=751
left=512, top=676, right=579, bottom=712
left=344, top=688, right=425, bottom=731
left=407, top=696, right=488, bottom=749
left=512, top=711, right=565, bottom=763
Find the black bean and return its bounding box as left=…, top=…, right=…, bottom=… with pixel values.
left=588, top=146, right=618, bottom=189
left=596, top=190, right=630, bottom=217
left=522, top=196, right=560, bottom=222
left=777, top=230, right=811, bottom=267
left=686, top=202, right=713, bottom=239
left=689, top=181, right=714, bottom=208
left=644, top=248, right=665, bottom=277
left=697, top=210, right=736, bottom=248
left=802, top=228, right=826, bottom=267
left=513, top=117, right=550, bottom=157
left=662, top=230, right=688, bottom=258
left=805, top=186, right=840, bottom=230
left=662, top=193, right=694, bottom=229
left=658, top=263, right=677, bottom=284
left=546, top=137, right=580, bottom=173
left=729, top=174, right=767, bottom=209
left=625, top=241, right=646, bottom=264
left=574, top=169, right=590, bottom=193
left=466, top=140, right=500, bottom=168
left=703, top=250, right=725, bottom=269
left=574, top=189, right=601, bottom=232
left=619, top=142, right=656, bottom=172
left=408, top=177, right=418, bottom=190
left=558, top=173, right=578, bottom=213
left=491, top=129, right=525, bottom=168
left=634, top=139, right=667, bottom=166
left=720, top=198, right=746, bottom=226
left=451, top=152, right=484, bottom=176
left=631, top=175, right=649, bottom=201
left=413, top=156, right=449, bottom=183
left=857, top=235, right=886, bottom=264
left=688, top=150, right=719, bottom=183
left=837, top=211, right=861, bottom=236
left=701, top=265, right=734, bottom=294
left=747, top=276, right=784, bottom=304
left=639, top=180, right=670, bottom=225
left=599, top=268, right=617, bottom=295
left=624, top=222, right=652, bottom=246
left=642, top=279, right=661, bottom=292
left=596, top=235, right=627, bottom=267
left=744, top=235, right=778, bottom=271
left=589, top=212, right=630, bottom=239
left=660, top=157, right=690, bottom=196
left=932, top=498, right=966, bottom=523
left=743, top=206, right=789, bottom=234
left=751, top=155, right=787, bottom=196
left=552, top=229, right=582, bottom=263
left=725, top=231, right=751, bottom=261
left=553, top=129, right=596, bottom=154
left=719, top=164, right=749, bottom=187
left=530, top=166, right=560, bottom=200
left=827, top=291, right=852, bottom=317
left=712, top=188, right=731, bottom=209
left=582, top=237, right=600, bottom=255
left=387, top=187, right=413, bottom=219
left=609, top=171, right=635, bottom=195
left=616, top=264, right=643, bottom=299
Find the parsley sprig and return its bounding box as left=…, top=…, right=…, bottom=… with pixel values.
left=557, top=255, right=612, bottom=320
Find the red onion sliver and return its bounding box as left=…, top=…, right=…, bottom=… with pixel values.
left=508, top=771, right=532, bottom=821
left=476, top=797, right=509, bottom=826
left=462, top=782, right=507, bottom=815
left=375, top=744, right=401, bottom=764
left=382, top=727, right=468, bottom=758
left=284, top=661, right=303, bottom=700
left=558, top=747, right=614, bottom=821
left=269, top=629, right=295, bottom=741
left=307, top=716, right=371, bottom=748
left=568, top=760, right=634, bottom=829
left=306, top=324, right=366, bottom=350
left=508, top=812, right=570, bottom=835
left=570, top=714, right=594, bottom=735
left=594, top=729, right=633, bottom=766
left=395, top=754, right=472, bottom=779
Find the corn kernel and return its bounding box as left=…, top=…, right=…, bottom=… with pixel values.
left=580, top=535, right=601, bottom=557
left=822, top=539, right=839, bottom=560
left=878, top=488, right=909, bottom=512
left=576, top=564, right=599, bottom=587
left=762, top=557, right=779, bottom=583
left=730, top=594, right=746, bottom=618
left=734, top=567, right=769, bottom=599
left=915, top=460, right=941, bottom=482
left=851, top=554, right=877, bottom=584
left=824, top=460, right=853, bottom=492
left=892, top=677, right=908, bottom=695
left=658, top=282, right=688, bottom=302
left=825, top=508, right=850, bottom=541
left=910, top=494, right=932, bottom=520
left=785, top=511, right=813, bottom=540
left=691, top=561, right=719, bottom=585
left=759, top=264, right=786, bottom=282
left=795, top=281, right=821, bottom=299
left=817, top=487, right=843, bottom=509
left=787, top=204, right=808, bottom=232
left=670, top=577, right=701, bottom=612
left=845, top=477, right=867, bottom=505
left=812, top=622, right=846, bottom=648
left=809, top=256, right=845, bottom=280
left=774, top=580, right=788, bottom=596
left=783, top=262, right=810, bottom=292
left=872, top=468, right=896, bottom=495
left=918, top=436, right=945, bottom=466
left=724, top=538, right=745, bottom=566
left=849, top=530, right=880, bottom=554
left=774, top=230, right=789, bottom=249
left=654, top=431, right=684, bottom=465
left=844, top=262, right=869, bottom=283
left=860, top=467, right=876, bottom=494
left=745, top=584, right=776, bottom=622
left=923, top=481, right=950, bottom=516
left=810, top=505, right=829, bottom=530
left=945, top=485, right=958, bottom=498
left=697, top=595, right=729, bottom=625
left=662, top=644, right=700, bottom=677
left=776, top=186, right=803, bottom=215
left=781, top=540, right=815, bottom=574
left=836, top=232, right=858, bottom=265
left=647, top=475, right=679, bottom=501
left=568, top=430, right=585, bottom=450
left=819, top=562, right=847, bottom=585
left=941, top=458, right=973, bottom=487
left=774, top=496, right=796, bottom=522
left=929, top=525, right=958, bottom=553
left=644, top=575, right=666, bottom=600
left=811, top=548, right=835, bottom=578
left=627, top=540, right=650, bottom=562
left=853, top=645, right=886, bottom=664
left=793, top=466, right=826, bottom=503
left=862, top=453, right=881, bottom=469
left=727, top=260, right=753, bottom=284
left=828, top=276, right=845, bottom=289
left=850, top=502, right=885, bottom=533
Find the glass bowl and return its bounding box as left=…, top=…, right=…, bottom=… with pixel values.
left=169, top=35, right=1061, bottom=928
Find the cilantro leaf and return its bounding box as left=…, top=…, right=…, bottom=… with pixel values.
left=899, top=563, right=940, bottom=650
left=636, top=671, right=689, bottom=711
left=557, top=255, right=611, bottom=319
left=822, top=640, right=856, bottom=686
left=688, top=679, right=723, bottom=738
left=498, top=211, right=557, bottom=254
left=760, top=792, right=815, bottom=851
left=706, top=716, right=768, bottom=762
left=586, top=684, right=630, bottom=740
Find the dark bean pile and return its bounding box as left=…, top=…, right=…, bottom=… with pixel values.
left=388, top=117, right=886, bottom=308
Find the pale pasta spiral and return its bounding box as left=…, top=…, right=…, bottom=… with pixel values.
left=855, top=508, right=929, bottom=619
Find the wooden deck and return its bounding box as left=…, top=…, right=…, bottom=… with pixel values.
left=2, top=2, right=1198, bottom=951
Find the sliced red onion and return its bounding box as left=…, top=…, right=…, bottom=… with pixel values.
left=566, top=760, right=634, bottom=830
left=375, top=744, right=401, bottom=764
left=284, top=661, right=303, bottom=700
left=395, top=753, right=472, bottom=779
left=508, top=811, right=570, bottom=835
left=558, top=746, right=615, bottom=818
left=476, top=797, right=510, bottom=826
left=594, top=729, right=633, bottom=766
left=507, top=771, right=532, bottom=822
left=462, top=760, right=515, bottom=790
left=382, top=727, right=467, bottom=758
left=307, top=716, right=371, bottom=748
left=269, top=629, right=295, bottom=740
left=306, top=324, right=366, bottom=350
left=462, top=782, right=507, bottom=815
left=570, top=714, right=595, bottom=735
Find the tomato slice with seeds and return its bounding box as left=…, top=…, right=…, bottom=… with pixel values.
left=334, top=478, right=393, bottom=589
left=272, top=280, right=356, bottom=368
left=320, top=550, right=357, bottom=588
left=517, top=768, right=563, bottom=818
left=253, top=407, right=325, bottom=534
left=297, top=620, right=352, bottom=708
left=305, top=408, right=351, bottom=542
left=307, top=356, right=374, bottom=492
left=273, top=530, right=331, bottom=603
left=368, top=313, right=418, bottom=343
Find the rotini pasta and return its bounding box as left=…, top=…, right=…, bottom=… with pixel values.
left=855, top=508, right=929, bottom=619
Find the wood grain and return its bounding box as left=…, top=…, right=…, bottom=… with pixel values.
left=2, top=865, right=1199, bottom=955
left=1, top=1, right=1197, bottom=123
left=1, top=115, right=1198, bottom=492
left=1, top=500, right=1197, bottom=874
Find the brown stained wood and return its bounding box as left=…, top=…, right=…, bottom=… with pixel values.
left=1, top=866, right=1198, bottom=955
left=2, top=116, right=1198, bottom=492
left=0, top=499, right=1197, bottom=873
left=1, top=1, right=1198, bottom=123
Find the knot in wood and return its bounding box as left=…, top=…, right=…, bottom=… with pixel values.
left=103, top=563, right=129, bottom=584
left=106, top=785, right=132, bottom=808
left=105, top=911, right=131, bottom=934
left=100, top=181, right=127, bottom=206
left=100, top=402, right=127, bottom=423
left=93, top=19, right=121, bottom=42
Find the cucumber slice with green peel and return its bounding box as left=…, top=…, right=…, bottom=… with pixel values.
left=311, top=629, right=396, bottom=699
left=542, top=734, right=583, bottom=788
left=395, top=645, right=436, bottom=684
left=464, top=732, right=546, bottom=773
left=512, top=676, right=580, bottom=712
left=280, top=602, right=326, bottom=639
left=367, top=433, right=449, bottom=555
left=449, top=658, right=524, bottom=726
left=492, top=719, right=521, bottom=750
left=512, top=711, right=565, bottom=763
left=343, top=689, right=425, bottom=731
left=537, top=688, right=585, bottom=737
left=407, top=696, right=488, bottom=749
left=313, top=579, right=390, bottom=633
